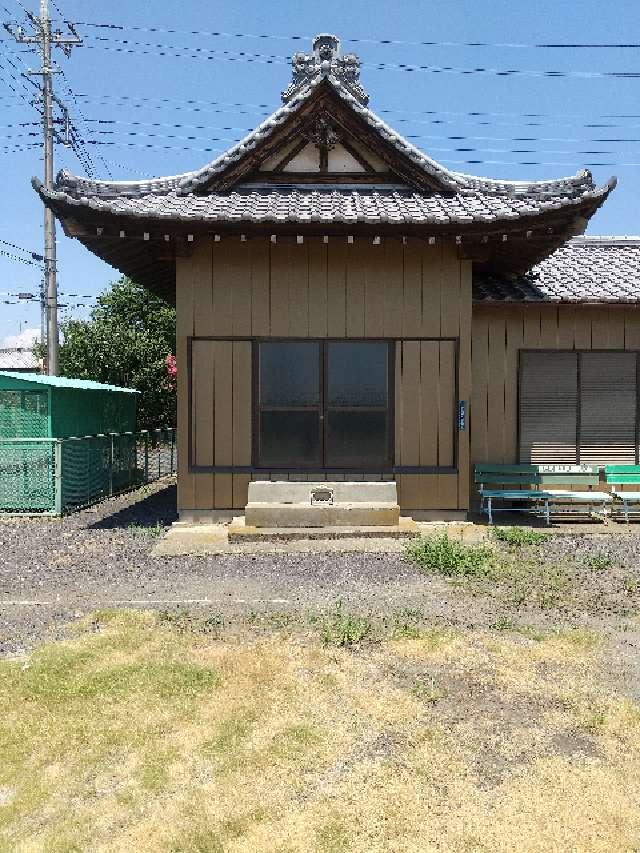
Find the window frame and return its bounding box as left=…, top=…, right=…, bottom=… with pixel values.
left=518, top=349, right=640, bottom=466
left=186, top=334, right=460, bottom=475
left=253, top=338, right=396, bottom=471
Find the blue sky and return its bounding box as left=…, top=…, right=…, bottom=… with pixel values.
left=1, top=0, right=638, bottom=344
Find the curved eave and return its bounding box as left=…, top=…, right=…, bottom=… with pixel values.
left=32, top=175, right=614, bottom=305
left=47, top=75, right=600, bottom=201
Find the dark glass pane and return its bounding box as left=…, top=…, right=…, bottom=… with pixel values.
left=327, top=342, right=388, bottom=407
left=260, top=342, right=320, bottom=407
left=260, top=411, right=321, bottom=466
left=326, top=411, right=388, bottom=467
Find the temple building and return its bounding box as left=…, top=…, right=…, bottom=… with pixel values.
left=35, top=34, right=640, bottom=520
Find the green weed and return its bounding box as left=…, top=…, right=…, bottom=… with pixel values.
left=391, top=608, right=424, bottom=640
left=492, top=526, right=549, bottom=547
left=584, top=553, right=615, bottom=571
left=411, top=678, right=446, bottom=705
left=405, top=533, right=495, bottom=579
left=127, top=521, right=164, bottom=538
left=320, top=602, right=372, bottom=647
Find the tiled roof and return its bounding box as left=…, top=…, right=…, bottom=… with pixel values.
left=32, top=182, right=614, bottom=228
left=0, top=348, right=39, bottom=371
left=473, top=237, right=640, bottom=303
left=39, top=68, right=604, bottom=202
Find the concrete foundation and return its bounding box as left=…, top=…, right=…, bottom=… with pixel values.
left=244, top=481, right=401, bottom=528
left=229, top=516, right=419, bottom=542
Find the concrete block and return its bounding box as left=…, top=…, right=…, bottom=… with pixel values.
left=244, top=501, right=400, bottom=528
left=247, top=480, right=397, bottom=504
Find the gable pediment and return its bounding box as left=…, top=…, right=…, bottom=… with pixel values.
left=195, top=80, right=456, bottom=194
left=256, top=114, right=390, bottom=179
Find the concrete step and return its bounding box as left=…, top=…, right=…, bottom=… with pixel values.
left=245, top=501, right=401, bottom=528
left=247, top=480, right=397, bottom=503
left=228, top=516, right=419, bottom=542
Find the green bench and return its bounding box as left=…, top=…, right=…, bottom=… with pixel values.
left=604, top=466, right=640, bottom=522
left=474, top=464, right=612, bottom=525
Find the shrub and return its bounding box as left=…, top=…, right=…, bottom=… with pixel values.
left=584, top=553, right=614, bottom=571
left=405, top=533, right=494, bottom=579
left=492, top=526, right=549, bottom=547
left=320, top=602, right=372, bottom=647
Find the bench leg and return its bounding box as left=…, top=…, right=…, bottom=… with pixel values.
left=545, top=499, right=550, bottom=526
left=487, top=497, right=493, bottom=525
left=624, top=500, right=630, bottom=524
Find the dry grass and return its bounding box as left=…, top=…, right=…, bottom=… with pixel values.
left=1, top=610, right=639, bottom=852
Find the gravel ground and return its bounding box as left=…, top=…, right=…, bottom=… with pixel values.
left=2, top=478, right=640, bottom=655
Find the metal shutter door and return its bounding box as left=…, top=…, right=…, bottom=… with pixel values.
left=519, top=352, right=578, bottom=464
left=579, top=352, right=637, bottom=465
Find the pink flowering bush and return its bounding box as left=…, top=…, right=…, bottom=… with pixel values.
left=165, top=354, right=177, bottom=391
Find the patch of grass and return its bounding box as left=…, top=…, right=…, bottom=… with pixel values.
left=269, top=724, right=322, bottom=761
left=7, top=649, right=219, bottom=705
left=391, top=608, right=424, bottom=640
left=317, top=817, right=351, bottom=852
left=3, top=608, right=640, bottom=851
left=201, top=715, right=255, bottom=769
left=169, top=827, right=225, bottom=853
left=584, top=553, right=615, bottom=571
left=405, top=533, right=495, bottom=579
left=492, top=526, right=549, bottom=547
left=490, top=617, right=548, bottom=641
left=320, top=602, right=372, bottom=647
left=549, top=628, right=601, bottom=650
left=159, top=609, right=225, bottom=637
left=411, top=678, right=446, bottom=705
left=127, top=521, right=164, bottom=538
left=623, top=576, right=639, bottom=595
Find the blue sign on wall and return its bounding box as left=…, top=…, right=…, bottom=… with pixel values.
left=457, top=400, right=466, bottom=431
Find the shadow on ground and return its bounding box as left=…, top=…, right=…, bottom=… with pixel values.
left=89, top=483, right=178, bottom=530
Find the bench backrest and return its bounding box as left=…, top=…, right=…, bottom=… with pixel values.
left=474, top=464, right=600, bottom=487
left=604, top=465, right=640, bottom=485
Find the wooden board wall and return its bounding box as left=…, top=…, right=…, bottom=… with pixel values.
left=177, top=236, right=472, bottom=513
left=470, top=304, right=640, bottom=498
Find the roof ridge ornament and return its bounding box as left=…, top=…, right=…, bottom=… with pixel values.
left=281, top=33, right=369, bottom=106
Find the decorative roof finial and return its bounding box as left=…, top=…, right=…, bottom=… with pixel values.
left=281, top=33, right=369, bottom=106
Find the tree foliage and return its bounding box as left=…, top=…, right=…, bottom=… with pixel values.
left=59, top=277, right=176, bottom=430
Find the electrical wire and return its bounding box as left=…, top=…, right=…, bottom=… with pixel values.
left=79, top=34, right=640, bottom=80
left=69, top=91, right=640, bottom=125
left=68, top=20, right=640, bottom=51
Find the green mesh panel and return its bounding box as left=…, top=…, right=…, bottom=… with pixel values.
left=61, top=434, right=139, bottom=512
left=0, top=440, right=55, bottom=511
left=0, top=429, right=175, bottom=515
left=0, top=390, right=48, bottom=438
left=52, top=389, right=137, bottom=438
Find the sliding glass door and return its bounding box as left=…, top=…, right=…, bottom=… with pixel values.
left=256, top=340, right=392, bottom=469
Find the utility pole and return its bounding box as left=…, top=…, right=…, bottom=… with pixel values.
left=5, top=1, right=81, bottom=374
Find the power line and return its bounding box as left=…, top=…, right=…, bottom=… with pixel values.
left=68, top=20, right=640, bottom=50
left=69, top=91, right=640, bottom=125
left=0, top=248, right=44, bottom=267
left=0, top=237, right=44, bottom=260
left=77, top=136, right=640, bottom=168
left=58, top=66, right=112, bottom=177
left=79, top=116, right=640, bottom=147
left=79, top=32, right=640, bottom=79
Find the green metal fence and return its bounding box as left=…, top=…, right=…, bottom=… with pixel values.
left=0, top=428, right=176, bottom=515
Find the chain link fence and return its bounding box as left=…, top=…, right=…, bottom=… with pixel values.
left=0, top=429, right=176, bottom=516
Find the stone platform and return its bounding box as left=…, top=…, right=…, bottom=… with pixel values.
left=244, top=481, right=401, bottom=528
left=227, top=515, right=420, bottom=542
